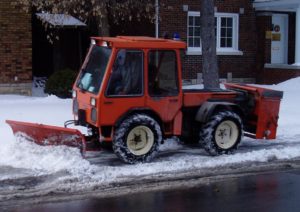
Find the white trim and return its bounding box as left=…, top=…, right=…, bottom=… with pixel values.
left=253, top=0, right=300, bottom=12
left=187, top=11, right=201, bottom=49
left=186, top=49, right=243, bottom=56
left=187, top=11, right=240, bottom=55
left=216, top=13, right=239, bottom=50
left=188, top=11, right=200, bottom=16
left=265, top=63, right=300, bottom=69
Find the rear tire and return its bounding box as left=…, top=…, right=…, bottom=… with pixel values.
left=112, top=114, right=162, bottom=164
left=199, top=111, right=242, bottom=156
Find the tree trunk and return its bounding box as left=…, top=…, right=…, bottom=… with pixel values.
left=200, top=0, right=220, bottom=89
left=97, top=5, right=110, bottom=36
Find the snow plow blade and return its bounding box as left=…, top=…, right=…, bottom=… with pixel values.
left=6, top=120, right=86, bottom=154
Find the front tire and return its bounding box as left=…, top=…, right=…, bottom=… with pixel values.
left=112, top=114, right=162, bottom=164
left=199, top=111, right=243, bottom=156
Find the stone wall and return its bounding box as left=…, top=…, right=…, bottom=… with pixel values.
left=0, top=83, right=32, bottom=95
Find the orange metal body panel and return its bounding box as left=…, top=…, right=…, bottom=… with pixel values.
left=255, top=98, right=281, bottom=139
left=183, top=92, right=238, bottom=107
left=6, top=120, right=86, bottom=152
left=225, top=83, right=283, bottom=139
left=91, top=36, right=187, bottom=50
left=99, top=97, right=145, bottom=126
left=173, top=111, right=182, bottom=135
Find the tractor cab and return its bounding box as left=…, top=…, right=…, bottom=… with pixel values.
left=72, top=36, right=187, bottom=140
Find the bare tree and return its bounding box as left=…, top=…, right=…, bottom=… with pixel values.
left=15, top=0, right=156, bottom=38
left=200, top=0, right=220, bottom=89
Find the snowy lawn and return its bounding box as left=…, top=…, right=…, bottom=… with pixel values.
left=0, top=78, right=300, bottom=186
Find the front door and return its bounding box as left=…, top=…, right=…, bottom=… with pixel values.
left=146, top=50, right=182, bottom=123
left=271, top=14, right=288, bottom=64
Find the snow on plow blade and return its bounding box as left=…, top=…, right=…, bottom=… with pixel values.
left=6, top=120, right=86, bottom=154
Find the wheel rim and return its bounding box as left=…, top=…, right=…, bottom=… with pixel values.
left=215, top=120, right=239, bottom=149
left=126, top=126, right=154, bottom=156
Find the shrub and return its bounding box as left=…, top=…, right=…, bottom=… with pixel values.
left=44, top=68, right=78, bottom=98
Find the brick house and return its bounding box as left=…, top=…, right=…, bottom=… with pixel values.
left=254, top=0, right=300, bottom=84
left=0, top=0, right=32, bottom=95
left=1, top=0, right=300, bottom=95
left=0, top=2, right=153, bottom=95
left=160, top=0, right=300, bottom=84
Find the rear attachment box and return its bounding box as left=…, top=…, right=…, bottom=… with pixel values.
left=225, top=83, right=283, bottom=139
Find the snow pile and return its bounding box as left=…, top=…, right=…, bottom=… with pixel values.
left=0, top=95, right=93, bottom=176
left=0, top=77, right=299, bottom=181
left=0, top=136, right=93, bottom=175
left=276, top=77, right=300, bottom=137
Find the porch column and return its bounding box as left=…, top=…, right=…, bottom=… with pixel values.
left=295, top=6, right=300, bottom=65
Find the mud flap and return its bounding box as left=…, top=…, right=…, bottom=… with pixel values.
left=6, top=120, right=86, bottom=155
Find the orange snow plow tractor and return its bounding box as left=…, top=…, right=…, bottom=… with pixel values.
left=6, top=36, right=283, bottom=163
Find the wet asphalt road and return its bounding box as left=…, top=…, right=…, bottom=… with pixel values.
left=9, top=168, right=300, bottom=212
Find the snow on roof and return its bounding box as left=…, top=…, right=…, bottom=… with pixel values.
left=36, top=13, right=86, bottom=27
left=253, top=0, right=300, bottom=11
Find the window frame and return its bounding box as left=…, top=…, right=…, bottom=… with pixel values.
left=187, top=11, right=242, bottom=55
left=187, top=11, right=201, bottom=52
left=147, top=50, right=179, bottom=97
left=105, top=49, right=144, bottom=98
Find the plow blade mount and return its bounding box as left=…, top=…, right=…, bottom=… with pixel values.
left=6, top=120, right=86, bottom=154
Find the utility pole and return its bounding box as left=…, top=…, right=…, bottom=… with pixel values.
left=155, top=0, right=159, bottom=38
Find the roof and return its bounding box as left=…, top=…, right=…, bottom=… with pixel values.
left=92, top=36, right=187, bottom=49
left=36, top=13, right=86, bottom=27
left=253, top=0, right=300, bottom=12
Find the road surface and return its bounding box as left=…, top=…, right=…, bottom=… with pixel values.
left=4, top=168, right=300, bottom=212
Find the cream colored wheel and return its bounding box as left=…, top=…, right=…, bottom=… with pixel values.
left=200, top=111, right=242, bottom=156
left=215, top=120, right=239, bottom=149
left=126, top=126, right=154, bottom=156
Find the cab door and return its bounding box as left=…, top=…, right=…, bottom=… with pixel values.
left=146, top=50, right=182, bottom=125
left=100, top=49, right=145, bottom=126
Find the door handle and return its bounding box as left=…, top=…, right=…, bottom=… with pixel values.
left=104, top=101, right=113, bottom=105
left=151, top=97, right=163, bottom=101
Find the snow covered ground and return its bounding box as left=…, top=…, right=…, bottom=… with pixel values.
left=0, top=77, right=300, bottom=202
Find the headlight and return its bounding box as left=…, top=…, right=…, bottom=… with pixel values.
left=90, top=97, right=96, bottom=106
left=72, top=90, right=77, bottom=98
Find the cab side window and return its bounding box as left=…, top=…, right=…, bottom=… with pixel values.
left=107, top=50, right=143, bottom=96
left=148, top=50, right=179, bottom=96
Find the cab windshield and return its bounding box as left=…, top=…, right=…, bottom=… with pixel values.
left=77, top=45, right=111, bottom=94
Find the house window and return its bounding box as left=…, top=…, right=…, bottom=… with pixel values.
left=188, top=12, right=201, bottom=49
left=187, top=11, right=241, bottom=55
left=220, top=17, right=233, bottom=48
